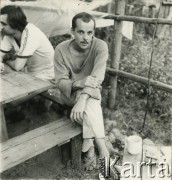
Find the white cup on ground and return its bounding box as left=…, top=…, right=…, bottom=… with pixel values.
left=126, top=135, right=142, bottom=155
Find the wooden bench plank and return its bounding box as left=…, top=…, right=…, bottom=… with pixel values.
left=0, top=120, right=82, bottom=172
left=1, top=117, right=69, bottom=151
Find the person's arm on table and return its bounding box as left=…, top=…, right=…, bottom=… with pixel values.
left=5, top=57, right=27, bottom=71
left=4, top=30, right=38, bottom=72
left=0, top=51, right=25, bottom=73
left=0, top=36, right=15, bottom=73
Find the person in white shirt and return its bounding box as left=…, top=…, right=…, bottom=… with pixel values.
left=0, top=5, right=55, bottom=117
left=0, top=5, right=55, bottom=81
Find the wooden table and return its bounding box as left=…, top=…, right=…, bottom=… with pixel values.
left=121, top=139, right=171, bottom=180
left=0, top=68, right=54, bottom=142
left=0, top=66, right=82, bottom=173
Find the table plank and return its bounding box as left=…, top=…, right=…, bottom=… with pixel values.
left=1, top=77, right=26, bottom=103
left=0, top=71, right=54, bottom=104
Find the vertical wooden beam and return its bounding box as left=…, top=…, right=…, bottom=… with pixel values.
left=149, top=6, right=154, bottom=18
left=109, top=0, right=126, bottom=109
left=107, top=2, right=112, bottom=13
left=61, top=142, right=71, bottom=166
left=0, top=105, right=8, bottom=142
left=71, top=134, right=82, bottom=168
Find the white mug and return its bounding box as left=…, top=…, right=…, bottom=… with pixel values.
left=126, top=135, right=142, bottom=155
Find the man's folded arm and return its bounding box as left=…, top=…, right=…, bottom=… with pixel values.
left=54, top=48, right=74, bottom=98
left=81, top=86, right=101, bottom=100
left=80, top=41, right=108, bottom=100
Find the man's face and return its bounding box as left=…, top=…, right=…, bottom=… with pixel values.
left=72, top=18, right=95, bottom=50
left=0, top=14, right=15, bottom=36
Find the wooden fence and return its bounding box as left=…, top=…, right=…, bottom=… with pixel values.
left=106, top=0, right=172, bottom=109
left=157, top=0, right=172, bottom=38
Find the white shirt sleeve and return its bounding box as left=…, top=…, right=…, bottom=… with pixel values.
left=17, top=26, right=40, bottom=57
left=0, top=36, right=13, bottom=52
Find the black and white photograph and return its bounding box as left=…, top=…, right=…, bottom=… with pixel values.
left=0, top=0, right=171, bottom=179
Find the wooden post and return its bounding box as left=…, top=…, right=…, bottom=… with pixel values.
left=109, top=0, right=126, bottom=109
left=61, top=142, right=71, bottom=166
left=71, top=134, right=82, bottom=168
left=0, top=105, right=8, bottom=142
left=107, top=2, right=112, bottom=13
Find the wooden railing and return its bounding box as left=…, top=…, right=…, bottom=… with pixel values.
left=106, top=67, right=172, bottom=93
left=106, top=0, right=172, bottom=109
left=104, top=15, right=172, bottom=25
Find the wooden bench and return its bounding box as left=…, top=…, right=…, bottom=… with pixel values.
left=0, top=68, right=83, bottom=173
left=0, top=117, right=82, bottom=173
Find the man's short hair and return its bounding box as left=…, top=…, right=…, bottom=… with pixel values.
left=72, top=12, right=96, bottom=30
left=1, top=5, right=27, bottom=32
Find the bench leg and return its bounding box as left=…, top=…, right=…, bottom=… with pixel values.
left=61, top=143, right=71, bottom=166
left=0, top=105, right=8, bottom=142
left=71, top=134, right=82, bottom=168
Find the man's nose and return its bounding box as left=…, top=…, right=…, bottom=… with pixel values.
left=83, top=33, right=88, bottom=41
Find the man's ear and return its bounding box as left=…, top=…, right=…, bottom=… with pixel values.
left=93, top=29, right=95, bottom=37
left=70, top=28, right=74, bottom=35
left=93, top=29, right=96, bottom=36
left=70, top=28, right=75, bottom=38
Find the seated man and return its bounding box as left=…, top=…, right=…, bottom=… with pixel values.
left=0, top=5, right=55, bottom=115
left=0, top=5, right=54, bottom=81
left=52, top=12, right=110, bottom=171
